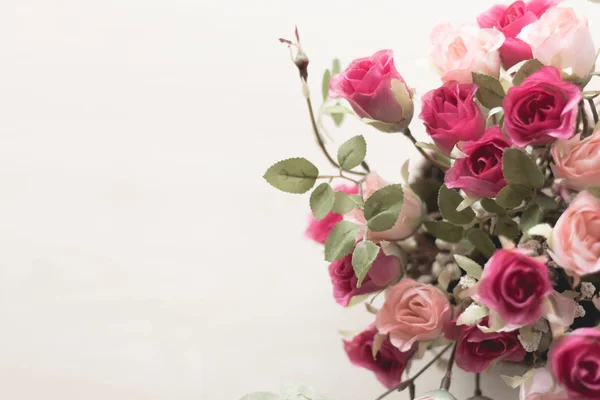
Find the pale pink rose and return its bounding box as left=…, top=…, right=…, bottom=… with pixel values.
left=352, top=173, right=424, bottom=242
left=520, top=368, right=569, bottom=400
left=430, top=23, right=505, bottom=84
left=552, top=191, right=600, bottom=276
left=376, top=278, right=452, bottom=352
left=551, top=134, right=600, bottom=191
left=518, top=7, right=596, bottom=79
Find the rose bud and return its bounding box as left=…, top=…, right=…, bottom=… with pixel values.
left=376, top=278, right=452, bottom=352
left=450, top=317, right=526, bottom=373
left=419, top=80, right=486, bottom=155
left=551, top=133, right=600, bottom=191
left=520, top=367, right=569, bottom=400
left=549, top=328, right=600, bottom=400
left=503, top=66, right=581, bottom=147
left=329, top=50, right=413, bottom=132
left=551, top=191, right=600, bottom=277
left=328, top=243, right=403, bottom=307
left=444, top=126, right=511, bottom=199
left=343, top=325, right=416, bottom=389
left=477, top=0, right=562, bottom=69
left=305, top=184, right=357, bottom=244
left=518, top=6, right=596, bottom=80
left=430, top=23, right=505, bottom=84
left=477, top=249, right=553, bottom=327
left=351, top=173, right=424, bottom=242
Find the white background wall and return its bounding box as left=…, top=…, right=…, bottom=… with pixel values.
left=0, top=0, right=598, bottom=399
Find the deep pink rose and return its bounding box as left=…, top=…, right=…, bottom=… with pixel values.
left=305, top=184, right=358, bottom=244
left=503, top=66, right=581, bottom=147
left=376, top=278, right=452, bottom=352
left=419, top=80, right=486, bottom=155
left=477, top=249, right=553, bottom=326
left=477, top=0, right=561, bottom=69
left=549, top=328, right=600, bottom=400
left=329, top=243, right=403, bottom=307
left=329, top=50, right=413, bottom=130
left=452, top=317, right=526, bottom=373
left=344, top=325, right=416, bottom=389
left=444, top=126, right=511, bottom=198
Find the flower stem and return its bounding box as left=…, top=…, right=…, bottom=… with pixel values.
left=580, top=101, right=590, bottom=138
left=475, top=373, right=482, bottom=396
left=403, top=128, right=449, bottom=171
left=588, top=98, right=599, bottom=127
left=440, top=342, right=458, bottom=391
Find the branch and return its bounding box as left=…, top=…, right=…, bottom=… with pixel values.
left=440, top=343, right=458, bottom=390
left=403, top=128, right=449, bottom=171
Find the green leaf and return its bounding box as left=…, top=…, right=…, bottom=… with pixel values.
left=466, top=228, right=496, bottom=258
left=496, top=184, right=533, bottom=209
left=438, top=185, right=475, bottom=225
left=364, top=184, right=404, bottom=232
left=502, top=148, right=545, bottom=189
left=521, top=204, right=544, bottom=233
left=494, top=215, right=520, bottom=240
left=263, top=158, right=319, bottom=194
left=240, top=393, right=281, bottom=400
left=411, top=179, right=442, bottom=213
left=310, top=183, right=334, bottom=220
left=352, top=240, right=380, bottom=287
left=513, top=59, right=544, bottom=86
left=481, top=198, right=506, bottom=215
left=401, top=159, right=410, bottom=185
left=332, top=58, right=341, bottom=75
left=456, top=303, right=489, bottom=326
left=472, top=72, right=506, bottom=109
left=324, top=221, right=361, bottom=262
left=322, top=69, right=331, bottom=101
left=424, top=221, right=464, bottom=243
left=535, top=194, right=558, bottom=211
left=332, top=112, right=344, bottom=126
left=322, top=104, right=353, bottom=115
left=337, top=135, right=367, bottom=170
left=588, top=186, right=600, bottom=200
left=332, top=191, right=362, bottom=214
left=454, top=255, right=483, bottom=280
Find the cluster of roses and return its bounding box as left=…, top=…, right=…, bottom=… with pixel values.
left=264, top=1, right=600, bottom=400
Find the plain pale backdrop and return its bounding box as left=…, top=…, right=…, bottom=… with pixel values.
left=0, top=0, right=599, bottom=399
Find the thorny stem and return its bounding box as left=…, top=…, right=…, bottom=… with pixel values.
left=440, top=343, right=458, bottom=391
left=403, top=128, right=449, bottom=171
left=374, top=343, right=454, bottom=400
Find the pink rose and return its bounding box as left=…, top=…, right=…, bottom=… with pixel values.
left=549, top=328, right=600, bottom=400
left=477, top=0, right=561, bottom=69
left=329, top=243, right=403, bottom=307
left=518, top=7, right=596, bottom=79
left=376, top=278, right=452, bottom=352
left=329, top=50, right=413, bottom=130
left=343, top=324, right=416, bottom=389
left=520, top=368, right=569, bottom=400
left=477, top=249, right=553, bottom=326
left=503, top=66, right=581, bottom=147
left=551, top=133, right=600, bottom=191
left=419, top=80, right=486, bottom=155
left=451, top=317, right=526, bottom=373
left=444, top=126, right=511, bottom=198
left=551, top=191, right=600, bottom=276
left=305, top=184, right=358, bottom=244
left=430, top=23, right=505, bottom=84
left=352, top=173, right=424, bottom=242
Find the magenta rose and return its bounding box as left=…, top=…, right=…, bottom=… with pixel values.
left=329, top=50, right=414, bottom=131
left=419, top=80, right=486, bottom=155
left=450, top=317, right=526, bottom=373
left=503, top=66, right=581, bottom=147
left=444, top=126, right=511, bottom=198
left=477, top=249, right=553, bottom=326
left=329, top=243, right=403, bottom=307
left=343, top=324, right=416, bottom=389
left=305, top=184, right=358, bottom=244
left=549, top=328, right=600, bottom=400
left=477, top=0, right=561, bottom=69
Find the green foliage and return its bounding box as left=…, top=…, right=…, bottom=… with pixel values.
left=364, top=184, right=404, bottom=232
left=438, top=185, right=475, bottom=225
left=324, top=221, right=361, bottom=262
left=310, top=183, right=334, bottom=220
left=411, top=179, right=442, bottom=212
left=337, top=135, right=367, bottom=170
left=494, top=215, right=520, bottom=240
left=322, top=69, right=331, bottom=101
left=424, top=221, right=464, bottom=243
left=513, top=59, right=544, bottom=86
left=263, top=158, right=319, bottom=194
left=352, top=240, right=380, bottom=287
left=481, top=198, right=506, bottom=215
left=502, top=148, right=544, bottom=189
left=454, top=255, right=483, bottom=280
left=589, top=186, right=600, bottom=200
left=472, top=72, right=505, bottom=109
left=332, top=191, right=362, bottom=214
left=521, top=204, right=544, bottom=234
left=466, top=228, right=496, bottom=258
left=332, top=58, right=341, bottom=75
left=496, top=184, right=533, bottom=208
left=535, top=194, right=559, bottom=211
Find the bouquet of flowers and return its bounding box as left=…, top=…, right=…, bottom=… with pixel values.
left=248, top=1, right=600, bottom=399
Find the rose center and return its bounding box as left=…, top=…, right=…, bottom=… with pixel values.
left=500, top=1, right=526, bottom=28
